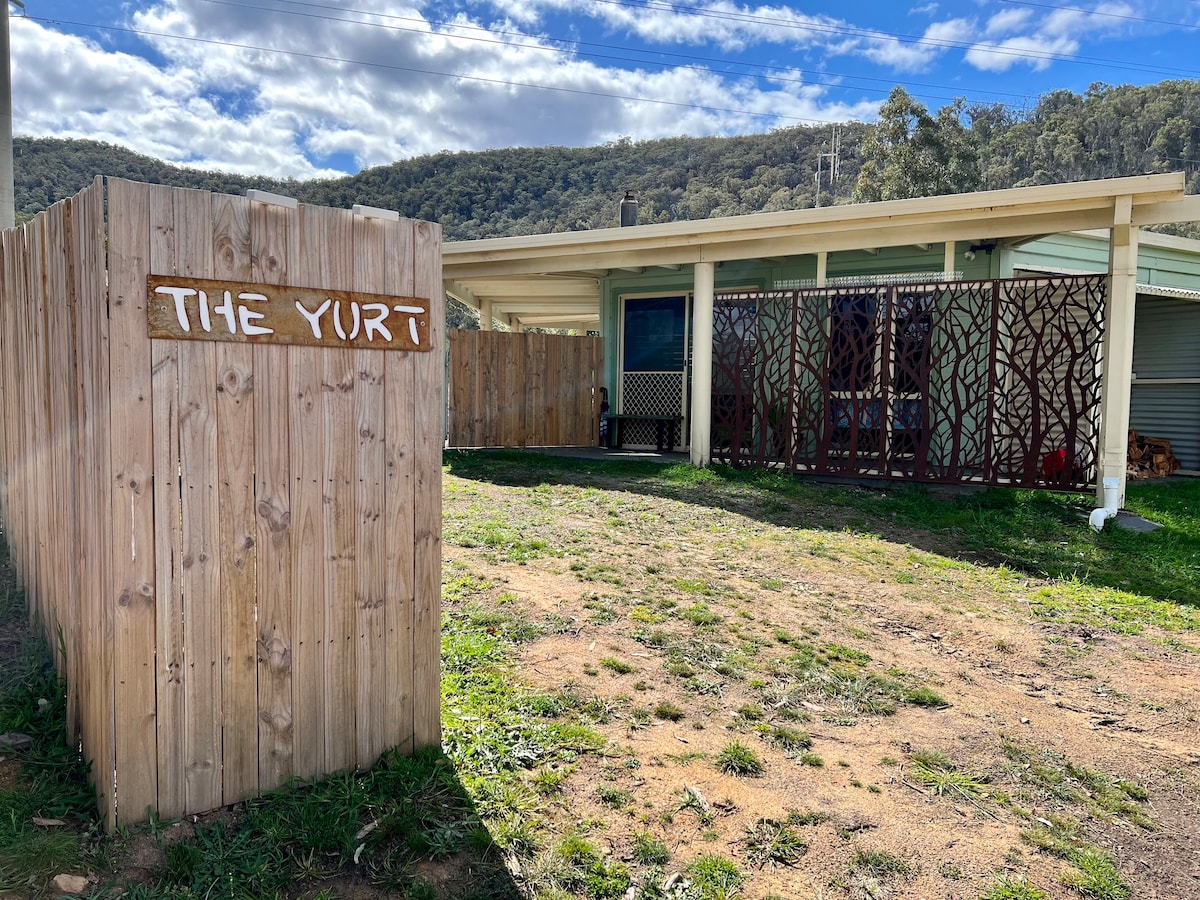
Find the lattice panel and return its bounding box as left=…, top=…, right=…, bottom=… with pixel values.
left=711, top=275, right=1107, bottom=489
left=621, top=371, right=685, bottom=447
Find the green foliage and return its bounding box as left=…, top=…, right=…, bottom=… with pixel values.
left=980, top=876, right=1049, bottom=900
left=850, top=848, right=912, bottom=878
left=600, top=656, right=636, bottom=675
left=715, top=741, right=764, bottom=777
left=743, top=818, right=807, bottom=867
left=762, top=724, right=812, bottom=753
left=852, top=87, right=982, bottom=202
left=17, top=80, right=1200, bottom=253
left=652, top=700, right=685, bottom=721
left=0, top=577, right=98, bottom=893
left=685, top=854, right=745, bottom=900
left=1059, top=847, right=1130, bottom=900
left=631, top=830, right=670, bottom=865
left=908, top=748, right=989, bottom=799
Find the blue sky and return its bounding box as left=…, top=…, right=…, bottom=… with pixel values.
left=12, top=1, right=1200, bottom=179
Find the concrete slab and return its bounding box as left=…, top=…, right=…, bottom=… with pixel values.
left=1113, top=511, right=1164, bottom=533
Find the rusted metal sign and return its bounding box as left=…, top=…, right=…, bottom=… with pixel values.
left=147, top=275, right=432, bottom=351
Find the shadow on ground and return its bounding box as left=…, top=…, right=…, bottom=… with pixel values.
left=0, top=538, right=520, bottom=900
left=443, top=449, right=1200, bottom=609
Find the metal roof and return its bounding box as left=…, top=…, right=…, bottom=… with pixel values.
left=443, top=173, right=1200, bottom=330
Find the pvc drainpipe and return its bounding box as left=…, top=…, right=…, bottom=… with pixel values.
left=1088, top=477, right=1121, bottom=532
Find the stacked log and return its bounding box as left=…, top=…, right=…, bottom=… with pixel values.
left=1127, top=429, right=1182, bottom=478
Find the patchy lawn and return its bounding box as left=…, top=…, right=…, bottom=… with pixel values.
left=2, top=454, right=1198, bottom=899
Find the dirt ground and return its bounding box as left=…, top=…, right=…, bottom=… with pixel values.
left=439, top=465, right=1200, bottom=900
left=4, top=465, right=1199, bottom=899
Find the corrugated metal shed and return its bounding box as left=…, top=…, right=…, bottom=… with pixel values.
left=1131, top=295, right=1200, bottom=470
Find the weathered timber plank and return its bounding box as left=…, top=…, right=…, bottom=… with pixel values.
left=173, top=188, right=222, bottom=814
left=72, top=178, right=115, bottom=827
left=412, top=220, right=443, bottom=749
left=148, top=184, right=185, bottom=820
left=107, top=179, right=160, bottom=824
left=321, top=206, right=358, bottom=773
left=383, top=218, right=417, bottom=756
left=352, top=214, right=388, bottom=765
left=211, top=192, right=259, bottom=804
left=250, top=198, right=297, bottom=790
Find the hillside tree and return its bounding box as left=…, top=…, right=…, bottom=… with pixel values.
left=852, top=87, right=982, bottom=202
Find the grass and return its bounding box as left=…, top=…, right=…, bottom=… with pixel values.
left=652, top=700, right=684, bottom=721
left=850, top=848, right=912, bottom=878
left=0, top=567, right=98, bottom=895
left=715, top=741, right=764, bottom=777
left=4, top=454, right=1197, bottom=897
left=1060, top=846, right=1131, bottom=900
left=743, top=818, right=807, bottom=868
left=631, top=830, right=670, bottom=865
left=907, top=748, right=990, bottom=800
left=599, top=656, right=636, bottom=675
left=445, top=452, right=1200, bottom=623
left=685, top=854, right=745, bottom=900
left=980, top=876, right=1049, bottom=900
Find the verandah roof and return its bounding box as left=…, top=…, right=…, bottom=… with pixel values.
left=442, top=173, right=1200, bottom=330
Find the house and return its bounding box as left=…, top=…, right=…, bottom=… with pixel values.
left=1010, top=230, right=1200, bottom=473
left=443, top=174, right=1200, bottom=509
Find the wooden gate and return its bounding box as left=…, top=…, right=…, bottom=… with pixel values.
left=0, top=178, right=444, bottom=828
left=448, top=330, right=603, bottom=447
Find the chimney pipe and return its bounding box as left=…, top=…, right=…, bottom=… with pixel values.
left=619, top=191, right=639, bottom=227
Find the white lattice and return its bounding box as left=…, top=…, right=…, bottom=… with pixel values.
left=620, top=372, right=685, bottom=447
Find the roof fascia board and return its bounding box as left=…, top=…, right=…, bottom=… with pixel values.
left=705, top=208, right=1130, bottom=261
left=445, top=174, right=1184, bottom=259
left=1131, top=194, right=1200, bottom=227
left=447, top=205, right=1180, bottom=279
left=445, top=207, right=1129, bottom=278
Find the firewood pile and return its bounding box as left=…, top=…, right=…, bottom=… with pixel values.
left=1127, top=429, right=1182, bottom=478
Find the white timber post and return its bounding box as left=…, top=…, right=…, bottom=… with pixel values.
left=815, top=251, right=828, bottom=287
left=479, top=298, right=493, bottom=332
left=1097, top=195, right=1138, bottom=508
left=943, top=241, right=956, bottom=278
left=690, top=261, right=715, bottom=467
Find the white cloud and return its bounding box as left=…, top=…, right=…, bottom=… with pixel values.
left=924, top=18, right=973, bottom=46
left=11, top=0, right=887, bottom=178
left=964, top=35, right=1080, bottom=73
left=15, top=0, right=1174, bottom=179
left=984, top=8, right=1031, bottom=37
left=965, top=0, right=1142, bottom=73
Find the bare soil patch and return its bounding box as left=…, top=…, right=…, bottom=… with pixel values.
left=442, top=463, right=1200, bottom=899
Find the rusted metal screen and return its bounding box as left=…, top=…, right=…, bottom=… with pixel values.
left=448, top=330, right=603, bottom=448
left=0, top=179, right=444, bottom=829
left=711, top=275, right=1108, bottom=490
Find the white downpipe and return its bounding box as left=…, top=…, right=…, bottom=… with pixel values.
left=1088, top=476, right=1121, bottom=532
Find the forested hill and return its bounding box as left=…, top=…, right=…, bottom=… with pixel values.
left=14, top=80, right=1200, bottom=242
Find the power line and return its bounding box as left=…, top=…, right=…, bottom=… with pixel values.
left=192, top=0, right=1036, bottom=111
left=19, top=3, right=1200, bottom=157
left=222, top=0, right=1200, bottom=81
left=579, top=0, right=1200, bottom=79
left=25, top=15, right=862, bottom=129
left=997, top=0, right=1200, bottom=31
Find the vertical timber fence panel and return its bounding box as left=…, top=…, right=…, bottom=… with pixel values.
left=0, top=179, right=444, bottom=829
left=447, top=330, right=603, bottom=448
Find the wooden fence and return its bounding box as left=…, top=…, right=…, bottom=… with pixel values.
left=447, top=330, right=603, bottom=448
left=0, top=178, right=444, bottom=828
